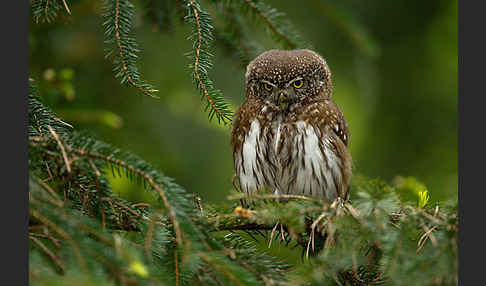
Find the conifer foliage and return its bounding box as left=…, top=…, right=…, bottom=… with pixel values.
left=29, top=80, right=289, bottom=285
left=184, top=1, right=233, bottom=123
left=31, top=0, right=70, bottom=23
left=29, top=1, right=457, bottom=285
left=103, top=0, right=160, bottom=98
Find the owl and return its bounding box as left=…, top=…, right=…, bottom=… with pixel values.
left=231, top=49, right=352, bottom=201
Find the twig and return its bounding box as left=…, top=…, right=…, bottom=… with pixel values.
left=29, top=235, right=66, bottom=272
left=234, top=256, right=273, bottom=286
left=101, top=203, right=106, bottom=228
left=61, top=0, right=71, bottom=14
left=78, top=224, right=114, bottom=247
left=212, top=221, right=275, bottom=232
left=344, top=203, right=361, bottom=220
left=306, top=212, right=327, bottom=257
left=420, top=210, right=444, bottom=225
left=417, top=225, right=438, bottom=253
left=268, top=222, right=279, bottom=248
left=29, top=232, right=62, bottom=248
left=89, top=159, right=102, bottom=177
left=30, top=177, right=63, bottom=207
left=113, top=0, right=156, bottom=97
left=102, top=197, right=142, bottom=217
left=280, top=223, right=286, bottom=242
left=44, top=0, right=50, bottom=21
left=144, top=218, right=156, bottom=257
left=132, top=203, right=151, bottom=208
left=228, top=193, right=315, bottom=201
left=198, top=252, right=244, bottom=286
left=53, top=116, right=73, bottom=129
left=188, top=1, right=226, bottom=121
left=175, top=245, right=180, bottom=286
left=48, top=126, right=71, bottom=173
left=196, top=196, right=203, bottom=214
left=30, top=209, right=86, bottom=272
left=44, top=161, right=54, bottom=181
left=72, top=149, right=184, bottom=248
left=434, top=205, right=440, bottom=217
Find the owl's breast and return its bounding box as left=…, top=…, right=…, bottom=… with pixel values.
left=234, top=118, right=348, bottom=200
left=266, top=120, right=346, bottom=200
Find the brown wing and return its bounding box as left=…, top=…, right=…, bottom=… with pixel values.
left=231, top=98, right=275, bottom=196
left=325, top=100, right=350, bottom=147
left=295, top=100, right=352, bottom=200
left=231, top=98, right=256, bottom=156
left=295, top=100, right=350, bottom=147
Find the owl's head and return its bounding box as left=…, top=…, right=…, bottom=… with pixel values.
left=245, top=49, right=332, bottom=112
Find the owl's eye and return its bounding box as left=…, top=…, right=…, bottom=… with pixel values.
left=263, top=83, right=273, bottom=91
left=292, top=80, right=303, bottom=89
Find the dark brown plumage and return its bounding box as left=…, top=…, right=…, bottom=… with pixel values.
left=231, top=49, right=352, bottom=200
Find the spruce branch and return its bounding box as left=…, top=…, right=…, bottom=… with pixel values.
left=228, top=192, right=316, bottom=202
left=197, top=251, right=263, bottom=286
left=29, top=235, right=66, bottom=273
left=211, top=4, right=262, bottom=68
left=232, top=0, right=310, bottom=50
left=103, top=0, right=159, bottom=98
left=222, top=233, right=290, bottom=285
left=71, top=148, right=184, bottom=250
left=198, top=253, right=241, bottom=286
left=29, top=131, right=184, bottom=248
left=47, top=126, right=71, bottom=173
left=242, top=0, right=297, bottom=49
left=30, top=186, right=169, bottom=285
left=30, top=209, right=87, bottom=272
left=30, top=176, right=64, bottom=207
left=206, top=0, right=306, bottom=50
left=31, top=0, right=64, bottom=23
left=234, top=256, right=272, bottom=286
left=185, top=1, right=233, bottom=124
left=29, top=0, right=458, bottom=272
left=30, top=77, right=290, bottom=286
left=29, top=139, right=149, bottom=232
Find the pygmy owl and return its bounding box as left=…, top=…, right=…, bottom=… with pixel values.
left=231, top=49, right=352, bottom=201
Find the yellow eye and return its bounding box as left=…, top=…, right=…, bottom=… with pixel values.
left=293, top=80, right=303, bottom=89
left=263, top=83, right=273, bottom=91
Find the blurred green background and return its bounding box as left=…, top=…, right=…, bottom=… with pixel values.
left=29, top=0, right=457, bottom=204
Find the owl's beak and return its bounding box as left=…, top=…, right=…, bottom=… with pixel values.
left=276, top=90, right=291, bottom=110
